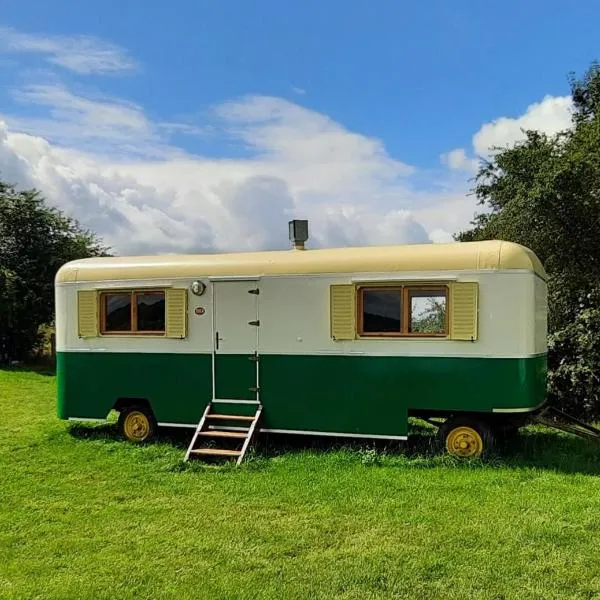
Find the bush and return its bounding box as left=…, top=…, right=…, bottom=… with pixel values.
left=548, top=294, right=600, bottom=421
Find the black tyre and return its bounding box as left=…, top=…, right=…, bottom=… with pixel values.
left=117, top=404, right=157, bottom=443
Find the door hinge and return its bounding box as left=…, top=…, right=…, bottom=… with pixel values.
left=248, top=320, right=260, bottom=326
left=248, top=354, right=260, bottom=362
left=248, top=386, right=260, bottom=393
left=248, top=288, right=260, bottom=295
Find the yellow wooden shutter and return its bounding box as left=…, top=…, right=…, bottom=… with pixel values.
left=330, top=284, right=356, bottom=340
left=449, top=282, right=478, bottom=341
left=166, top=288, right=188, bottom=339
left=77, top=290, right=98, bottom=338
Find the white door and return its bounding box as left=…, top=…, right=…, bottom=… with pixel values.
left=212, top=280, right=260, bottom=401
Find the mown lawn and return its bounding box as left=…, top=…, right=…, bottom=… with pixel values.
left=1, top=369, right=600, bottom=600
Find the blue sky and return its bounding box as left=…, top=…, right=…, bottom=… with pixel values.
left=0, top=1, right=596, bottom=253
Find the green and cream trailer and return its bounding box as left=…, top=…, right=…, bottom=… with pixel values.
left=55, top=228, right=551, bottom=460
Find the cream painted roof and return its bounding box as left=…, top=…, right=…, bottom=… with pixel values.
left=55, top=240, right=547, bottom=283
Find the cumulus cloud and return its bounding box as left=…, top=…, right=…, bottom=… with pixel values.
left=0, top=26, right=137, bottom=75
left=1, top=91, right=461, bottom=255
left=473, top=95, right=573, bottom=156
left=1, top=44, right=572, bottom=258
left=442, top=94, right=574, bottom=170
left=440, top=148, right=478, bottom=173
left=8, top=84, right=158, bottom=152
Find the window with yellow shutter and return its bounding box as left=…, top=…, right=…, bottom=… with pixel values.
left=77, top=287, right=188, bottom=338
left=331, top=281, right=478, bottom=341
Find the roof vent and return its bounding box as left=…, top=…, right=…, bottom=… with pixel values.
left=288, top=219, right=309, bottom=250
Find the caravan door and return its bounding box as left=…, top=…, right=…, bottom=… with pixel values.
left=212, top=280, right=260, bottom=402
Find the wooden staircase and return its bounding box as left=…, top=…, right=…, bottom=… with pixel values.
left=185, top=402, right=262, bottom=465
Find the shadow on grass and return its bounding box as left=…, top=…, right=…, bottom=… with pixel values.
left=499, top=428, right=600, bottom=474
left=0, top=364, right=55, bottom=376
left=67, top=421, right=192, bottom=449
left=66, top=419, right=600, bottom=475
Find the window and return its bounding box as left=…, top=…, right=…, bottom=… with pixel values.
left=359, top=288, right=402, bottom=335
left=408, top=288, right=447, bottom=335
left=358, top=285, right=448, bottom=337
left=101, top=290, right=166, bottom=334
left=136, top=292, right=166, bottom=331
left=104, top=293, right=132, bottom=332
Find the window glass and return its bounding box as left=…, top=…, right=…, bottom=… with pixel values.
left=409, top=289, right=447, bottom=334
left=104, top=294, right=132, bottom=331
left=136, top=292, right=165, bottom=332
left=362, top=289, right=402, bottom=333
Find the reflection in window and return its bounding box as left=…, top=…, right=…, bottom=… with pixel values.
left=104, top=294, right=132, bottom=331
left=101, top=290, right=166, bottom=334
left=361, top=288, right=402, bottom=333
left=409, top=290, right=447, bottom=334
left=137, top=293, right=165, bottom=331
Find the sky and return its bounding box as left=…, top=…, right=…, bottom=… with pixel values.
left=0, top=0, right=597, bottom=255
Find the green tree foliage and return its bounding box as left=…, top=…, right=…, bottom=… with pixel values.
left=456, top=61, right=600, bottom=418
left=410, top=297, right=447, bottom=334
left=0, top=181, right=108, bottom=361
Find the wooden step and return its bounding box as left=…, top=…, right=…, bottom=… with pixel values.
left=205, top=414, right=256, bottom=422
left=198, top=430, right=247, bottom=439
left=189, top=448, right=242, bottom=457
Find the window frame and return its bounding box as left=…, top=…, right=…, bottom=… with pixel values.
left=405, top=286, right=449, bottom=338
left=356, top=284, right=449, bottom=338
left=357, top=286, right=403, bottom=337
left=100, top=289, right=167, bottom=336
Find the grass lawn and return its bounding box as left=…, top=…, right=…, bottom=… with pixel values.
left=2, top=369, right=600, bottom=600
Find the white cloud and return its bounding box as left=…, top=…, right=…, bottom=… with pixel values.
left=440, top=148, right=478, bottom=173
left=472, top=95, right=572, bottom=156
left=5, top=79, right=575, bottom=257
left=1, top=92, right=461, bottom=255
left=442, top=94, right=574, bottom=170
left=215, top=95, right=414, bottom=194
left=6, top=75, right=572, bottom=257
left=0, top=25, right=584, bottom=257
left=0, top=26, right=137, bottom=75
left=4, top=84, right=182, bottom=159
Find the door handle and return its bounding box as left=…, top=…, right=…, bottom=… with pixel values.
left=215, top=331, right=220, bottom=350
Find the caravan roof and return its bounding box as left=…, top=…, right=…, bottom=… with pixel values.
left=55, top=239, right=546, bottom=283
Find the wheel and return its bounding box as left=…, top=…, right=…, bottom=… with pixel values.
left=438, top=417, right=494, bottom=458
left=118, top=405, right=157, bottom=443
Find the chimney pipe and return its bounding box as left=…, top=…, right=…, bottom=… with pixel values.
left=288, top=219, right=309, bottom=250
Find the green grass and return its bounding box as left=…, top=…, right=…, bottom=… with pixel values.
left=2, top=369, right=600, bottom=600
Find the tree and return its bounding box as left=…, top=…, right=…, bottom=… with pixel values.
left=410, top=297, right=447, bottom=334
left=456, top=62, right=600, bottom=419
left=0, top=181, right=108, bottom=361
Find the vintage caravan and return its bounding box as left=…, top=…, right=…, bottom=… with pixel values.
left=55, top=221, right=552, bottom=462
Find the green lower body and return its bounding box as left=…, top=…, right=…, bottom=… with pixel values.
left=57, top=352, right=547, bottom=438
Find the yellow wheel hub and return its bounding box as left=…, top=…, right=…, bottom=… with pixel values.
left=123, top=411, right=151, bottom=442
left=446, top=426, right=484, bottom=458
